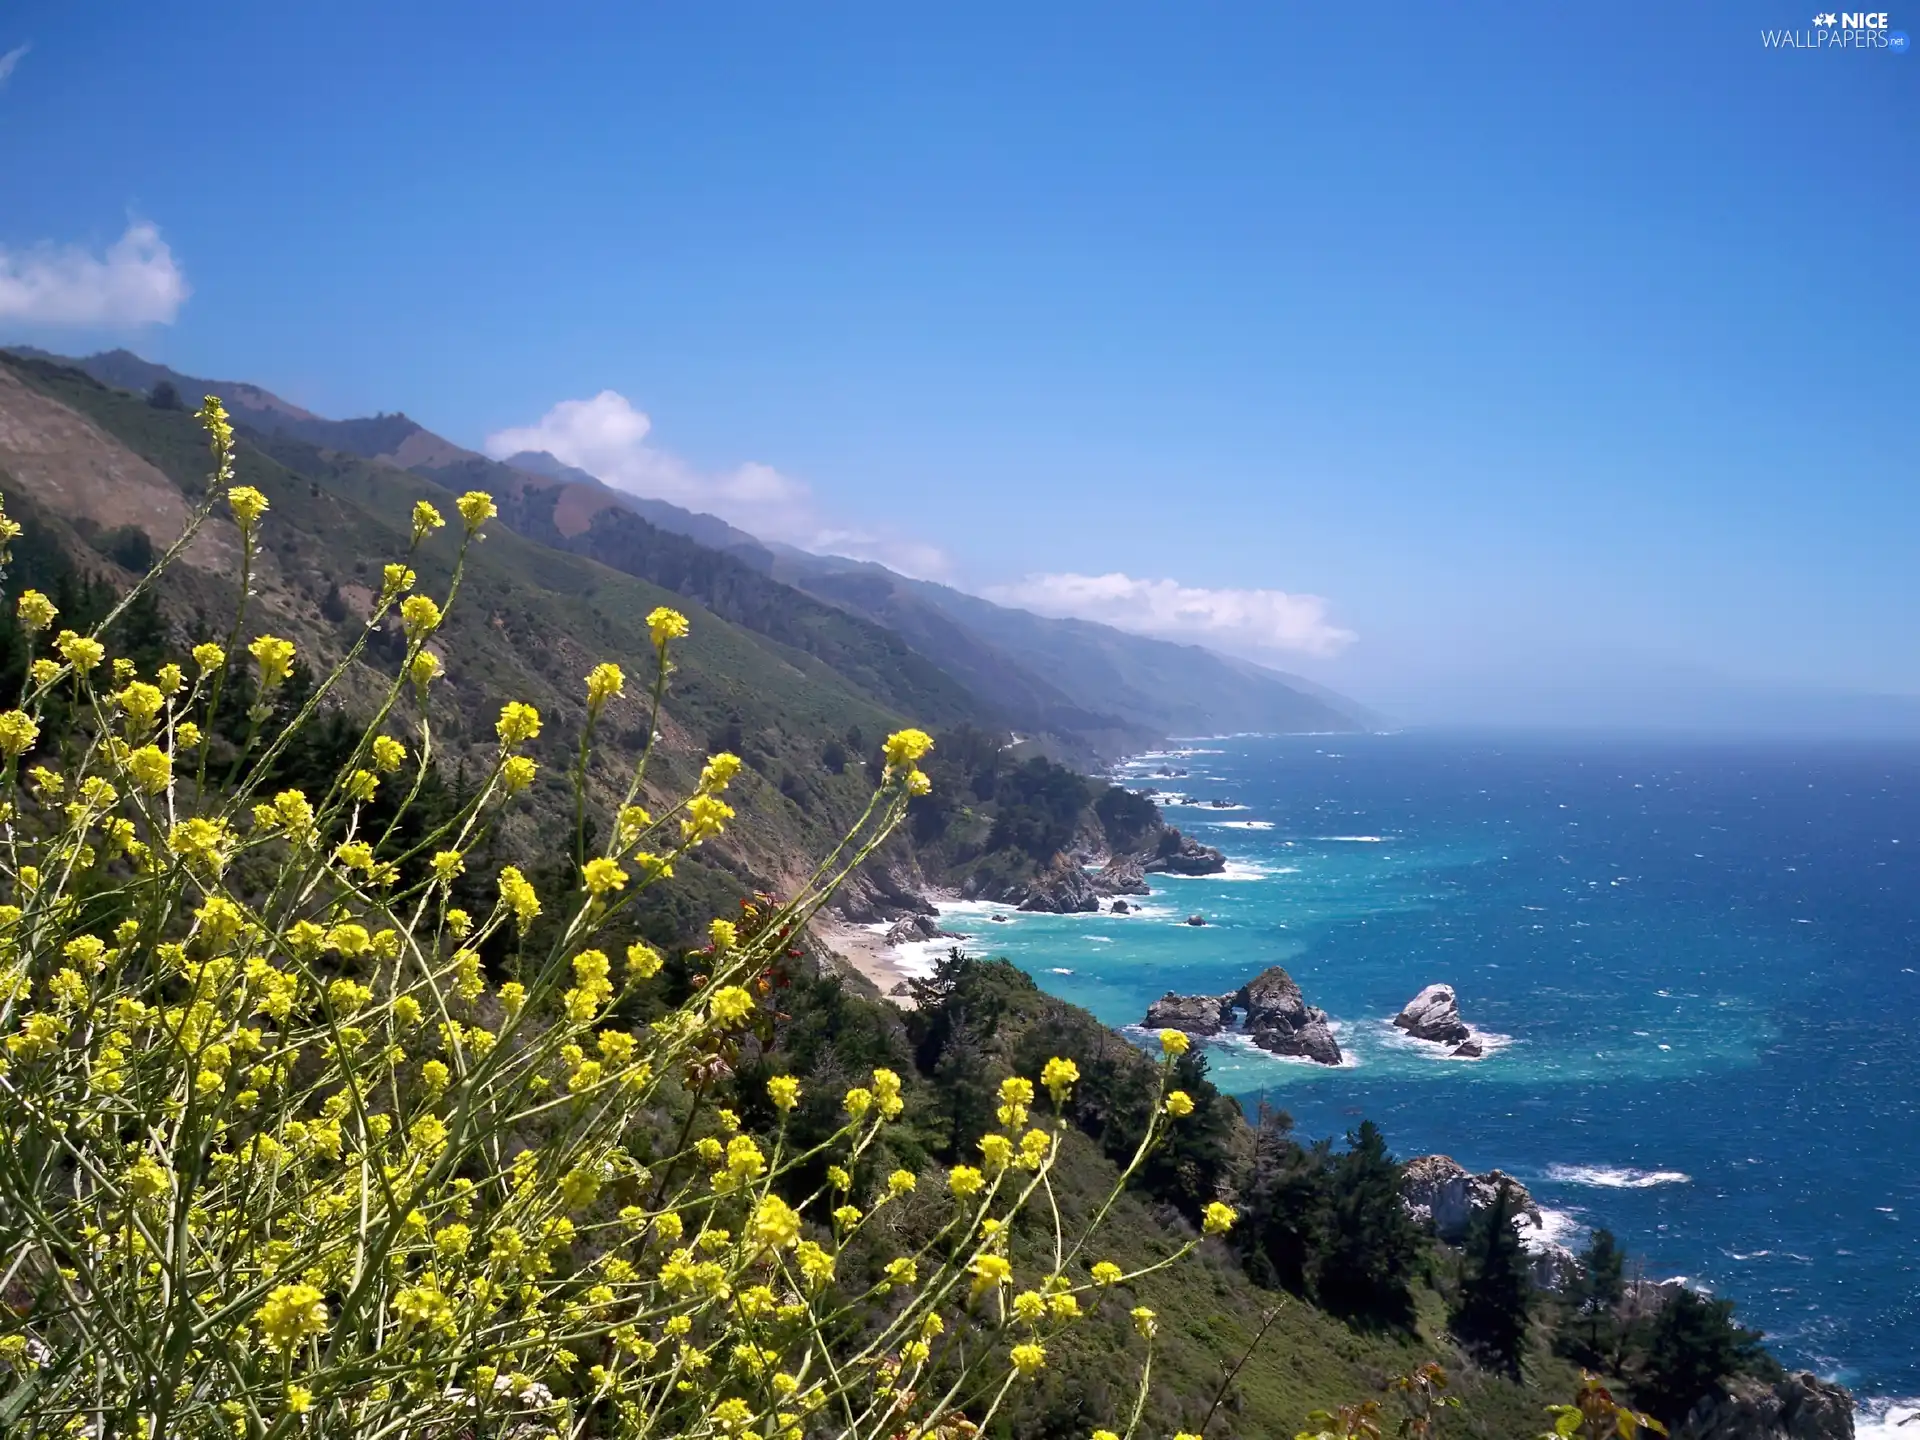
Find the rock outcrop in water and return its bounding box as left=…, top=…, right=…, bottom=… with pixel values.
left=882, top=913, right=960, bottom=946
left=1393, top=984, right=1472, bottom=1045
left=1677, top=1373, right=1855, bottom=1440
left=1401, top=1155, right=1579, bottom=1289
left=1141, top=965, right=1342, bottom=1065
left=1142, top=828, right=1227, bottom=876
left=1014, top=854, right=1102, bottom=914
left=1143, top=992, right=1235, bottom=1036
left=1236, top=967, right=1343, bottom=1065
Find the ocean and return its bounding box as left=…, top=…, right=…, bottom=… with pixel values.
left=902, top=732, right=1920, bottom=1421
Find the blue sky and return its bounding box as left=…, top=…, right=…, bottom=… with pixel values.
left=0, top=2, right=1913, bottom=721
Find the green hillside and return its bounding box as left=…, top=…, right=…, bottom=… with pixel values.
left=0, top=352, right=909, bottom=927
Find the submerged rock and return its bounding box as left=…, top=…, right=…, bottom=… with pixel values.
left=1678, top=1373, right=1855, bottom=1440
left=1185, top=913, right=1207, bottom=926
left=1450, top=1039, right=1483, bottom=1059
left=1110, top=899, right=1130, bottom=914
left=1393, top=984, right=1472, bottom=1045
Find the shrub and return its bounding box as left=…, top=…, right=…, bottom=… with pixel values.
left=0, top=400, right=1229, bottom=1439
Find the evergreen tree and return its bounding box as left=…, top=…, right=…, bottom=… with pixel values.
left=1449, top=1177, right=1533, bottom=1374
left=1633, top=1289, right=1768, bottom=1425
left=1312, top=1121, right=1424, bottom=1330
left=1239, top=1105, right=1329, bottom=1296
left=1558, top=1227, right=1626, bottom=1365
left=148, top=379, right=183, bottom=410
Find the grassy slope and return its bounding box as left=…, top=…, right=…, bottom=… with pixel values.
left=0, top=355, right=912, bottom=900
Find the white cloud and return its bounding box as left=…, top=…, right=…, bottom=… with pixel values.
left=0, top=222, right=189, bottom=327
left=987, top=571, right=1357, bottom=658
left=485, top=390, right=950, bottom=577
left=0, top=43, right=28, bottom=87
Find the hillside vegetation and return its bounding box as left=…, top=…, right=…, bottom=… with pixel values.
left=0, top=355, right=1799, bottom=1439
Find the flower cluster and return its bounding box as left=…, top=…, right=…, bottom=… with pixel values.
left=0, top=419, right=1228, bottom=1440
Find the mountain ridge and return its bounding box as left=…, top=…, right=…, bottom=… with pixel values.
left=3, top=346, right=1371, bottom=755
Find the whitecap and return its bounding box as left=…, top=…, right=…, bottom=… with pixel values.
left=1312, top=835, right=1390, bottom=843
left=1212, top=820, right=1276, bottom=830
left=1085, top=935, right=1113, bottom=944
left=1370, top=1018, right=1515, bottom=1061
left=1855, top=1398, right=1920, bottom=1440
left=1150, top=860, right=1267, bottom=882
left=1545, top=1164, right=1691, bottom=1189
left=1047, top=967, right=1075, bottom=976
left=1518, top=1205, right=1583, bottom=1252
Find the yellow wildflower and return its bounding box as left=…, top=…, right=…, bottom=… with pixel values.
left=0, top=710, right=39, bottom=758
left=496, top=701, right=541, bottom=745
left=125, top=745, right=171, bottom=794
left=249, top=635, right=296, bottom=686
left=456, top=490, right=496, bottom=529
left=227, top=485, right=269, bottom=528
left=750, top=1194, right=801, bottom=1251
left=699, top=752, right=741, bottom=792
left=399, top=594, right=441, bottom=638
left=1203, top=1201, right=1238, bottom=1236
left=882, top=728, right=934, bottom=769
left=15, top=590, right=56, bottom=631
left=1159, top=1027, right=1190, bottom=1057
left=708, top=985, right=753, bottom=1026
left=1165, top=1090, right=1195, bottom=1117
left=412, top=500, right=445, bottom=539
left=585, top=662, right=624, bottom=708
left=582, top=857, right=627, bottom=897
left=767, top=1075, right=801, bottom=1111
left=255, top=1283, right=328, bottom=1350
left=1042, top=1055, right=1079, bottom=1103
left=1009, top=1342, right=1047, bottom=1378
left=646, top=606, right=689, bottom=647
left=56, top=630, right=105, bottom=673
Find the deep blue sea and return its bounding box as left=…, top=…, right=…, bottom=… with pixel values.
left=912, top=733, right=1920, bottom=1418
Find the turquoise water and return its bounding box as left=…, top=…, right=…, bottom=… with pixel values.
left=917, top=733, right=1920, bottom=1411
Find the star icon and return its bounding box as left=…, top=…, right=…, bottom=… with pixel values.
left=1814, top=11, right=1837, bottom=23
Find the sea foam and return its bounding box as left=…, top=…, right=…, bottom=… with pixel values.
left=1855, top=1398, right=1920, bottom=1440
left=1545, top=1164, right=1691, bottom=1189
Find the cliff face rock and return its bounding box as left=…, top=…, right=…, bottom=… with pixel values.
left=836, top=862, right=940, bottom=924
left=1015, top=854, right=1102, bottom=914
left=1141, top=964, right=1342, bottom=1065
left=1092, top=855, right=1152, bottom=896
left=1143, top=992, right=1235, bottom=1035
left=1678, top=1374, right=1854, bottom=1440
left=1142, top=828, right=1228, bottom=876
left=1393, top=984, right=1472, bottom=1045
left=1401, top=1156, right=1578, bottom=1290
